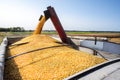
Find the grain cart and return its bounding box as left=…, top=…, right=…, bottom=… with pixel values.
left=0, top=6, right=119, bottom=80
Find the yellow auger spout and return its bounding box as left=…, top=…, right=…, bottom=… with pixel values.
left=33, top=16, right=46, bottom=34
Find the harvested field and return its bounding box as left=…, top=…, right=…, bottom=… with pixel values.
left=4, top=34, right=106, bottom=80
left=108, top=38, right=120, bottom=44
left=68, top=33, right=120, bottom=44
left=68, top=33, right=120, bottom=38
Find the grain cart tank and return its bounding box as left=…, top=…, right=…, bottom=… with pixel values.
left=2, top=6, right=108, bottom=80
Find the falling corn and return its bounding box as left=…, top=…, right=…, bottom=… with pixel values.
left=33, top=16, right=46, bottom=34
left=4, top=34, right=106, bottom=80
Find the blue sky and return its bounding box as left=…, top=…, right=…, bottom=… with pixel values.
left=0, top=0, right=120, bottom=31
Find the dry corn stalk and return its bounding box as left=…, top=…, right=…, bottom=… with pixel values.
left=4, top=34, right=106, bottom=80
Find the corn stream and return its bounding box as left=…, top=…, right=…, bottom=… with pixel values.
left=33, top=16, right=46, bottom=34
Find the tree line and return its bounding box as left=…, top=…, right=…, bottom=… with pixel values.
left=0, top=27, right=25, bottom=32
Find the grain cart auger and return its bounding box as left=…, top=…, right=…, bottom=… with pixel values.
left=33, top=6, right=68, bottom=43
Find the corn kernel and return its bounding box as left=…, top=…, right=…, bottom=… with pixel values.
left=4, top=34, right=106, bottom=80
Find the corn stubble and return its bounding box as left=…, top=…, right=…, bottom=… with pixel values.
left=5, top=34, right=106, bottom=80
